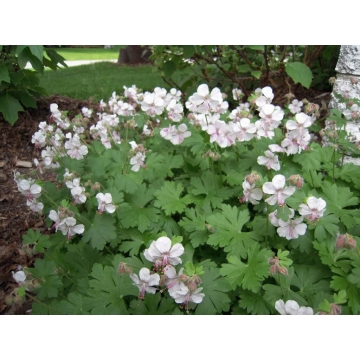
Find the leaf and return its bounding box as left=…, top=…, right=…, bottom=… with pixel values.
left=291, top=265, right=332, bottom=299
left=162, top=60, right=176, bottom=77
left=251, top=70, right=262, bottom=79
left=331, top=275, right=360, bottom=314
left=179, top=207, right=209, bottom=248
left=84, top=262, right=137, bottom=314
left=311, top=214, right=339, bottom=242
left=55, top=293, right=91, bottom=315
left=237, top=64, right=251, bottom=73
left=28, top=45, right=44, bottom=62
left=0, top=94, right=24, bottom=125
left=321, top=182, right=360, bottom=228
left=220, top=243, right=273, bottom=292
left=28, top=259, right=63, bottom=300
left=82, top=213, right=117, bottom=250
left=129, top=292, right=177, bottom=315
left=189, top=171, right=235, bottom=209
left=0, top=65, right=10, bottom=84
left=195, top=266, right=232, bottom=315
left=238, top=289, right=271, bottom=315
left=206, top=205, right=260, bottom=257
left=22, top=228, right=51, bottom=253
left=153, top=181, right=192, bottom=215
left=118, top=203, right=160, bottom=233
left=285, top=62, right=313, bottom=88
left=114, top=172, right=142, bottom=194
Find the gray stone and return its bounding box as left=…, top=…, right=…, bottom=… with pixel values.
left=326, top=46, right=360, bottom=165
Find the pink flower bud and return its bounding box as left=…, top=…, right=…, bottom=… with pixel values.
left=245, top=172, right=261, bottom=186
left=330, top=303, right=342, bottom=315
left=287, top=175, right=304, bottom=189
left=118, top=262, right=132, bottom=275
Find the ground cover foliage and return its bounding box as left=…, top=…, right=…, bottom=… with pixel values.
left=8, top=76, right=360, bottom=315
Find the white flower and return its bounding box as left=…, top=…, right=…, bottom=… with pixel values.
left=26, top=198, right=44, bottom=213
left=82, top=107, right=92, bottom=117
left=262, top=174, right=295, bottom=206
left=144, top=236, right=184, bottom=270
left=130, top=268, right=160, bottom=299
left=172, top=286, right=205, bottom=306
left=288, top=99, right=303, bottom=114
left=186, top=84, right=223, bottom=114
left=231, top=118, right=257, bottom=142
left=275, top=299, right=313, bottom=315
left=64, top=133, right=88, bottom=160
left=169, top=124, right=191, bottom=145
left=130, top=152, right=146, bottom=172
left=18, top=179, right=42, bottom=200
left=277, top=216, right=307, bottom=240
left=141, top=92, right=165, bottom=117
left=58, top=217, right=85, bottom=240
left=241, top=181, right=263, bottom=205
left=96, top=193, right=116, bottom=213
left=255, top=86, right=274, bottom=108
left=298, top=196, right=326, bottom=223
left=166, top=99, right=183, bottom=122
left=257, top=150, right=281, bottom=171
left=12, top=270, right=26, bottom=284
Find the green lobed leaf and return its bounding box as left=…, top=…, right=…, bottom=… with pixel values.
left=195, top=266, right=232, bottom=315
left=82, top=213, right=117, bottom=250
left=238, top=289, right=271, bottom=315
left=153, top=181, right=192, bottom=216
left=220, top=243, right=273, bottom=292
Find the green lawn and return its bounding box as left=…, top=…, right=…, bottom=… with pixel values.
left=46, top=46, right=121, bottom=61
left=39, top=62, right=170, bottom=102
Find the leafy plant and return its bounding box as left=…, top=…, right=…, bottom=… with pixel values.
left=0, top=45, right=66, bottom=125
left=9, top=77, right=360, bottom=315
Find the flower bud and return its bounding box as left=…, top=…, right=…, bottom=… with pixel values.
left=330, top=303, right=342, bottom=315
left=278, top=267, right=289, bottom=276
left=287, top=175, right=304, bottom=189
left=91, top=182, right=101, bottom=191
left=336, top=234, right=357, bottom=250
left=118, top=262, right=132, bottom=275
left=245, top=172, right=261, bottom=186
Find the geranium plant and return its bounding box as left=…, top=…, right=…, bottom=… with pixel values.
left=9, top=79, right=360, bottom=315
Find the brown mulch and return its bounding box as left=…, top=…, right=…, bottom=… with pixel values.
left=0, top=88, right=332, bottom=315
left=0, top=95, right=95, bottom=315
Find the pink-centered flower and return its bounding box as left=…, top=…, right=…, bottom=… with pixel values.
left=257, top=150, right=281, bottom=171
left=96, top=193, right=116, bottom=213
left=298, top=196, right=326, bottom=223
left=130, top=268, right=160, bottom=300
left=241, top=180, right=263, bottom=205
left=262, top=174, right=296, bottom=206
left=144, top=236, right=184, bottom=270
left=277, top=216, right=307, bottom=240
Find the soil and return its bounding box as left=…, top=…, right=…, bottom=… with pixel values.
left=0, top=88, right=332, bottom=315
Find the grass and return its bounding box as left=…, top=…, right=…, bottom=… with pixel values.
left=45, top=46, right=121, bottom=61
left=39, top=62, right=171, bottom=102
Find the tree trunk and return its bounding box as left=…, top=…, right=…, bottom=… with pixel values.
left=117, top=46, right=152, bottom=65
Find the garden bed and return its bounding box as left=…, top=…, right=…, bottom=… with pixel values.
left=0, top=87, right=331, bottom=315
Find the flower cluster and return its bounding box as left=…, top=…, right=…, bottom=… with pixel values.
left=121, top=236, right=204, bottom=313
left=14, top=173, right=44, bottom=213
left=48, top=208, right=84, bottom=240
